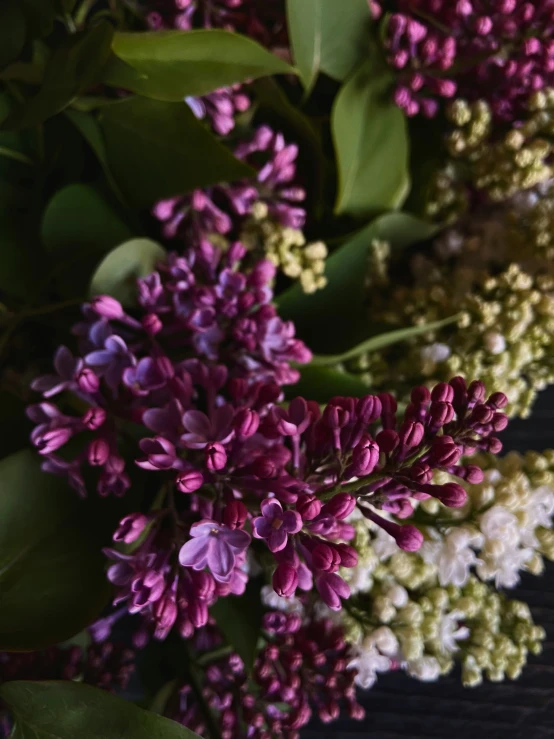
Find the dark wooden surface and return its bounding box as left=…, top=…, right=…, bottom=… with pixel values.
left=304, top=386, right=554, bottom=739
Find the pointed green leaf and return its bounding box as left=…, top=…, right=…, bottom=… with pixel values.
left=286, top=0, right=371, bottom=91
left=2, top=22, right=114, bottom=130
left=332, top=60, right=409, bottom=216
left=98, top=97, right=255, bottom=206
left=310, top=314, right=461, bottom=366
left=103, top=29, right=294, bottom=102
left=90, top=239, right=167, bottom=305
left=0, top=451, right=111, bottom=650
left=0, top=681, right=202, bottom=738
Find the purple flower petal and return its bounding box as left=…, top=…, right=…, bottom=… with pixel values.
left=207, top=537, right=235, bottom=582
left=179, top=536, right=210, bottom=569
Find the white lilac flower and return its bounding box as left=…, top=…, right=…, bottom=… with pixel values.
left=260, top=585, right=303, bottom=614
left=438, top=610, right=470, bottom=654
left=477, top=547, right=534, bottom=588
left=348, top=639, right=392, bottom=689
left=479, top=506, right=521, bottom=548
left=435, top=528, right=483, bottom=587
left=406, top=656, right=441, bottom=682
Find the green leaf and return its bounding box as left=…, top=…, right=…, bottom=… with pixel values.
left=288, top=365, right=371, bottom=403
left=64, top=110, right=124, bottom=200
left=311, top=315, right=461, bottom=366
left=0, top=0, right=26, bottom=72
left=0, top=681, right=202, bottom=738
left=0, top=451, right=111, bottom=650
left=41, top=184, right=132, bottom=298
left=332, top=59, right=409, bottom=216
left=210, top=581, right=264, bottom=672
left=21, top=0, right=57, bottom=39
left=286, top=0, right=371, bottom=91
left=90, top=238, right=167, bottom=305
left=103, top=29, right=293, bottom=102
left=2, top=21, right=114, bottom=130
left=98, top=97, right=254, bottom=206
left=277, top=213, right=436, bottom=353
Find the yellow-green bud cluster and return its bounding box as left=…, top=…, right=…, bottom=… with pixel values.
left=240, top=202, right=327, bottom=293
left=356, top=200, right=554, bottom=417
left=445, top=92, right=554, bottom=202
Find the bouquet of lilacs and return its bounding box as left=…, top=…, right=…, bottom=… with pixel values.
left=1, top=1, right=554, bottom=738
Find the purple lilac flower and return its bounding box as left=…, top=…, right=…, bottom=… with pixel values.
left=253, top=498, right=302, bottom=552
left=178, top=520, right=251, bottom=582
left=152, top=125, right=306, bottom=246
left=379, top=0, right=554, bottom=121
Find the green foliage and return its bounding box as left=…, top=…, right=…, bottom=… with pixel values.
left=210, top=582, right=264, bottom=672
left=104, top=29, right=294, bottom=101
left=332, top=59, right=410, bottom=216
left=0, top=451, right=111, bottom=650
left=287, top=0, right=372, bottom=91
left=0, top=681, right=202, bottom=738
left=98, top=97, right=255, bottom=205
left=288, top=365, right=371, bottom=402
left=90, top=238, right=167, bottom=305
left=2, top=22, right=114, bottom=130
left=0, top=1, right=27, bottom=73
left=277, top=212, right=435, bottom=353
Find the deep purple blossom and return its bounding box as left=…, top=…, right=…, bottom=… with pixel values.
left=31, top=346, right=82, bottom=397
left=253, top=498, right=302, bottom=552
left=178, top=520, right=251, bottom=582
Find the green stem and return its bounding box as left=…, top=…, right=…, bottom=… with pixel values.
left=0, top=146, right=34, bottom=166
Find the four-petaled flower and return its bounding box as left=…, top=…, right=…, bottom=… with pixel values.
left=179, top=520, right=251, bottom=582
left=253, top=499, right=303, bottom=553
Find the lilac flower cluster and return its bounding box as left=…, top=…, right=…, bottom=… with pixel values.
left=170, top=612, right=363, bottom=738
left=378, top=0, right=554, bottom=120
left=153, top=125, right=306, bottom=245
left=28, top=233, right=507, bottom=641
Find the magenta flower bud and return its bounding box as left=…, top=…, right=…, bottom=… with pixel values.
left=394, top=523, right=424, bottom=551
left=228, top=377, right=248, bottom=402
left=429, top=401, right=454, bottom=427
left=191, top=570, right=215, bottom=600
left=322, top=493, right=356, bottom=520
left=296, top=494, right=322, bottom=521
left=90, top=295, right=124, bottom=320
left=82, top=407, right=106, bottom=430
left=463, top=465, right=485, bottom=484
left=351, top=437, right=379, bottom=476
left=399, top=420, right=424, bottom=448
left=176, top=469, right=204, bottom=493
left=483, top=437, right=503, bottom=454
left=36, top=427, right=72, bottom=454
left=77, top=368, right=99, bottom=393
left=316, top=572, right=350, bottom=611
left=470, top=404, right=494, bottom=424
left=312, top=543, right=341, bottom=573
left=142, top=313, right=162, bottom=335
left=376, top=429, right=399, bottom=453
left=335, top=543, right=358, bottom=568
left=355, top=395, right=382, bottom=423
left=113, top=513, right=149, bottom=544
left=223, top=500, right=248, bottom=530
left=88, top=438, right=110, bottom=466
left=433, top=482, right=467, bottom=507
left=431, top=382, right=454, bottom=403
left=322, top=404, right=349, bottom=430
left=410, top=386, right=430, bottom=405
left=189, top=600, right=209, bottom=628
left=449, top=376, right=467, bottom=398
left=410, top=461, right=433, bottom=485
left=430, top=435, right=461, bottom=466
left=273, top=563, right=298, bottom=598
left=468, top=380, right=486, bottom=402
left=234, top=408, right=260, bottom=438
left=492, top=412, right=508, bottom=432
left=205, top=442, right=227, bottom=472
left=251, top=456, right=278, bottom=479
left=488, top=392, right=508, bottom=409
left=378, top=392, right=397, bottom=415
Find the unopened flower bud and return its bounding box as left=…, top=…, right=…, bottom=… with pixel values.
left=376, top=429, right=399, bottom=453
left=113, top=513, right=149, bottom=544
left=223, top=500, right=248, bottom=530
left=176, top=469, right=204, bottom=493
left=77, top=368, right=99, bottom=393
left=312, top=543, right=341, bottom=572
left=430, top=435, right=462, bottom=466
left=205, top=442, right=227, bottom=471
left=90, top=295, right=124, bottom=320
left=399, top=420, right=424, bottom=448
left=296, top=494, right=322, bottom=521
left=88, top=438, right=110, bottom=466
left=83, top=407, right=107, bottom=430
left=322, top=493, right=356, bottom=520
left=234, top=408, right=260, bottom=438
left=273, top=563, right=298, bottom=597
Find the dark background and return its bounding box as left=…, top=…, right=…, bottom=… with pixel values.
left=304, top=387, right=554, bottom=739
